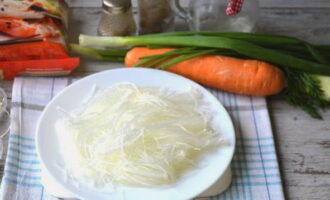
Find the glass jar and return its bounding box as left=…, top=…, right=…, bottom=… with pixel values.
left=172, top=0, right=259, bottom=32
left=137, top=0, right=175, bottom=34
left=98, top=0, right=136, bottom=36
left=0, top=88, right=10, bottom=158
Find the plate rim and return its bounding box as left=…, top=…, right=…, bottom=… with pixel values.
left=36, top=68, right=236, bottom=200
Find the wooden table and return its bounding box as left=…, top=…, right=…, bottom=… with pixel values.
left=1, top=1, right=330, bottom=199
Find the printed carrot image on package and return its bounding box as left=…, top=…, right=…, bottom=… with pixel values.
left=0, top=0, right=79, bottom=80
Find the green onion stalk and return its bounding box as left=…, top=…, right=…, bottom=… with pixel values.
left=71, top=31, right=330, bottom=119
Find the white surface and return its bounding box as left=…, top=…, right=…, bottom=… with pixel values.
left=41, top=165, right=232, bottom=198
left=199, top=167, right=232, bottom=197
left=36, top=68, right=235, bottom=200
left=41, top=165, right=75, bottom=198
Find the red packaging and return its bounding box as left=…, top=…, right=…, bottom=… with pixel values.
left=0, top=0, right=80, bottom=80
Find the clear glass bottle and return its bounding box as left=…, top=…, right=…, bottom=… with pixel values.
left=0, top=88, right=10, bottom=158
left=172, top=0, right=259, bottom=32
left=98, top=0, right=136, bottom=36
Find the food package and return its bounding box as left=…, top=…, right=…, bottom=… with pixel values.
left=0, top=0, right=79, bottom=80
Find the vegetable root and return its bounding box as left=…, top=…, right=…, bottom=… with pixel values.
left=125, top=47, right=286, bottom=96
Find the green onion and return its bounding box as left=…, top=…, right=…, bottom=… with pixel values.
left=70, top=44, right=104, bottom=60
left=137, top=31, right=305, bottom=46
left=80, top=34, right=330, bottom=75
left=157, top=49, right=218, bottom=69
left=75, top=32, right=330, bottom=118
left=69, top=44, right=127, bottom=62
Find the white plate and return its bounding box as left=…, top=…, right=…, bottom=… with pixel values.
left=36, top=68, right=235, bottom=200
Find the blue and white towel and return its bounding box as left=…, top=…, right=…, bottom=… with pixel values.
left=0, top=77, right=285, bottom=200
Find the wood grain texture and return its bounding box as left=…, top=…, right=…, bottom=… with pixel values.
left=68, top=6, right=330, bottom=200
left=68, top=7, right=330, bottom=45
left=257, top=8, right=330, bottom=44
left=1, top=5, right=330, bottom=200
left=66, top=0, right=101, bottom=8
left=260, top=0, right=330, bottom=8
left=66, top=0, right=330, bottom=8
left=268, top=98, right=330, bottom=200
left=69, top=7, right=330, bottom=200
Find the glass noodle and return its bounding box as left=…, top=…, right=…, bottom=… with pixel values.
left=56, top=83, right=223, bottom=187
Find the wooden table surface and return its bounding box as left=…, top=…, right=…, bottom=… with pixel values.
left=1, top=1, right=330, bottom=200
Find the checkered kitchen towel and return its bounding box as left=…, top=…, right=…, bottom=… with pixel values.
left=0, top=77, right=285, bottom=200
left=226, top=0, right=244, bottom=15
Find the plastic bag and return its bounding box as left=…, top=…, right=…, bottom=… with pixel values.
left=0, top=0, right=79, bottom=80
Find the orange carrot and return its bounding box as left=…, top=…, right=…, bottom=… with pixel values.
left=125, top=47, right=286, bottom=96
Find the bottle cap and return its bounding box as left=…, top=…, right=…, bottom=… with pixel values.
left=102, top=0, right=131, bottom=13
